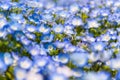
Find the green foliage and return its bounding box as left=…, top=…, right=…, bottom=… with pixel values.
left=49, top=49, right=59, bottom=56
left=5, top=66, right=14, bottom=80
left=75, top=26, right=85, bottom=36
left=12, top=0, right=19, bottom=2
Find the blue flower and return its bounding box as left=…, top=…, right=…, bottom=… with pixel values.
left=0, top=30, right=7, bottom=38
left=64, top=45, right=77, bottom=53
left=14, top=68, right=27, bottom=80
left=82, top=71, right=110, bottom=80
left=40, top=34, right=54, bottom=43
left=64, top=24, right=75, bottom=35
left=38, top=24, right=50, bottom=34
left=0, top=18, right=7, bottom=29
left=52, top=53, right=69, bottom=64
left=69, top=3, right=80, bottom=13
left=50, top=73, right=68, bottom=80
left=43, top=43, right=56, bottom=53
left=71, top=17, right=83, bottom=26
left=33, top=56, right=48, bottom=68
left=52, top=24, right=64, bottom=34
left=87, top=20, right=100, bottom=28
left=28, top=13, right=42, bottom=23
left=20, top=36, right=31, bottom=45
left=42, top=13, right=53, bottom=22
left=13, top=31, right=24, bottom=41
left=54, top=41, right=66, bottom=49
left=25, top=32, right=36, bottom=40
left=10, top=23, right=21, bottom=31
left=90, top=42, right=106, bottom=51
left=70, top=53, right=88, bottom=67
left=26, top=25, right=37, bottom=33
left=58, top=11, right=70, bottom=18
left=0, top=3, right=10, bottom=10
left=29, top=45, right=40, bottom=56
left=18, top=57, right=32, bottom=69
left=4, top=52, right=13, bottom=66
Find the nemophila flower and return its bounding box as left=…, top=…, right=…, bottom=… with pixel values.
left=84, top=35, right=95, bottom=42
left=108, top=29, right=117, bottom=35
left=39, top=44, right=48, bottom=55
left=26, top=25, right=36, bottom=33
left=25, top=72, right=43, bottom=80
left=0, top=30, right=7, bottom=38
left=64, top=24, right=74, bottom=35
left=9, top=13, right=23, bottom=21
left=64, top=45, right=77, bottom=53
left=13, top=31, right=24, bottom=41
left=50, top=73, right=67, bottom=80
left=108, top=13, right=120, bottom=24
left=18, top=57, right=32, bottom=69
left=87, top=20, right=100, bottom=28
left=43, top=43, right=56, bottom=52
left=14, top=68, right=27, bottom=80
left=100, top=9, right=110, bottom=17
left=71, top=17, right=83, bottom=26
left=81, top=6, right=90, bottom=14
left=82, top=71, right=110, bottom=80
left=45, top=1, right=55, bottom=9
left=89, top=0, right=96, bottom=8
left=40, top=34, right=54, bottom=43
left=70, top=53, right=88, bottom=67
left=10, top=23, right=21, bottom=31
left=69, top=3, right=80, bottom=13
left=52, top=53, right=69, bottom=64
left=38, top=24, right=50, bottom=34
left=75, top=47, right=87, bottom=53
left=54, top=41, right=66, bottom=49
left=11, top=52, right=20, bottom=62
left=42, top=13, right=53, bottom=22
left=0, top=59, right=7, bottom=74
left=88, top=52, right=100, bottom=62
left=58, top=11, right=70, bottom=18
left=25, top=32, right=36, bottom=40
left=56, top=66, right=73, bottom=77
left=0, top=18, right=7, bottom=29
left=72, top=69, right=84, bottom=78
left=28, top=13, right=42, bottom=23
left=109, top=42, right=119, bottom=48
left=89, top=9, right=100, bottom=18
left=114, top=1, right=120, bottom=7
left=105, top=0, right=113, bottom=7
left=46, top=62, right=57, bottom=72
left=99, top=33, right=111, bottom=42
left=0, top=3, right=10, bottom=10
left=26, top=1, right=43, bottom=8
left=106, top=58, right=120, bottom=69
left=100, top=50, right=113, bottom=61
left=4, top=52, right=13, bottom=66
left=117, top=35, right=120, bottom=42
left=90, top=42, right=106, bottom=51
left=29, top=45, right=40, bottom=56
left=33, top=56, right=48, bottom=67
left=52, top=24, right=64, bottom=34
left=41, top=49, right=48, bottom=56
left=20, top=36, right=31, bottom=45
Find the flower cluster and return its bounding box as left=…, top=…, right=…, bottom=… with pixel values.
left=0, top=0, right=120, bottom=80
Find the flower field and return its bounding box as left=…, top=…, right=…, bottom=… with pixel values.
left=0, top=0, right=120, bottom=80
